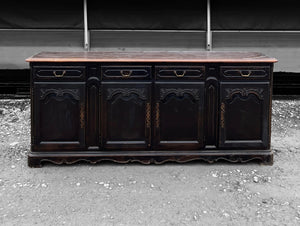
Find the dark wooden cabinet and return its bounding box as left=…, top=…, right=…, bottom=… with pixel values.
left=26, top=52, right=277, bottom=167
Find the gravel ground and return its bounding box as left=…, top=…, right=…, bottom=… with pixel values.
left=0, top=96, right=299, bottom=226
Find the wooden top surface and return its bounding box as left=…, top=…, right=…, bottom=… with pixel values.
left=26, top=51, right=277, bottom=63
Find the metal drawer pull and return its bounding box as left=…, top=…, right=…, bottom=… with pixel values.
left=174, top=70, right=186, bottom=77
left=239, top=70, right=252, bottom=77
left=121, top=70, right=132, bottom=78
left=53, top=70, right=66, bottom=77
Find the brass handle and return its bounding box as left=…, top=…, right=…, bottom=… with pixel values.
left=174, top=70, right=186, bottom=77
left=121, top=70, right=132, bottom=78
left=53, top=70, right=66, bottom=77
left=239, top=70, right=251, bottom=77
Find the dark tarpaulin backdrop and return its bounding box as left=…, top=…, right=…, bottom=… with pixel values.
left=88, top=0, right=207, bottom=30
left=212, top=0, right=300, bottom=30
left=0, top=0, right=83, bottom=29
left=0, top=0, right=299, bottom=30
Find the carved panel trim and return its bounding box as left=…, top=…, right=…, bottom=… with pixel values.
left=103, top=69, right=149, bottom=77
left=40, top=88, right=80, bottom=101
left=28, top=152, right=273, bottom=167
left=225, top=88, right=264, bottom=100
left=106, top=88, right=147, bottom=100
left=220, top=102, right=225, bottom=129
left=80, top=103, right=85, bottom=129
left=160, top=88, right=200, bottom=101
left=36, top=69, right=83, bottom=78
left=146, top=103, right=151, bottom=128
left=155, top=103, right=160, bottom=128
left=223, top=69, right=268, bottom=78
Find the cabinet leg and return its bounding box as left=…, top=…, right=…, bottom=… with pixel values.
left=260, top=153, right=273, bottom=166
left=28, top=157, right=43, bottom=168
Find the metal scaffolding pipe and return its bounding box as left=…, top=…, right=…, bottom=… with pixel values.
left=83, top=0, right=90, bottom=51
left=207, top=0, right=212, bottom=51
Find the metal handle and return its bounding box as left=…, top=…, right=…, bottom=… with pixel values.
left=174, top=70, right=186, bottom=77
left=53, top=70, right=66, bottom=77
left=121, top=70, right=132, bottom=78
left=239, top=70, right=252, bottom=77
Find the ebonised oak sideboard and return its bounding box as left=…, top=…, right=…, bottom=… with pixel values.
left=26, top=51, right=277, bottom=167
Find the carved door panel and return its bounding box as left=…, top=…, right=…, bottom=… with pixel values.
left=102, top=82, right=151, bottom=150
left=219, top=82, right=270, bottom=149
left=154, top=83, right=205, bottom=150
left=33, top=83, right=85, bottom=151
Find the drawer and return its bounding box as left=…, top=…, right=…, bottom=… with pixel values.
left=102, top=66, right=151, bottom=80
left=220, top=66, right=270, bottom=80
left=155, top=66, right=205, bottom=80
left=33, top=66, right=86, bottom=81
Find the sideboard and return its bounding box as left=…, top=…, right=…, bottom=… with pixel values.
left=26, top=51, right=277, bottom=167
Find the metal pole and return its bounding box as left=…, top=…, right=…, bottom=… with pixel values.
left=83, top=0, right=90, bottom=51
left=206, top=0, right=212, bottom=51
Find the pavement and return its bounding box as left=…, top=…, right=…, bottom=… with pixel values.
left=0, top=96, right=299, bottom=226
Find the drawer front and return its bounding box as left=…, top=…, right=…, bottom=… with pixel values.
left=221, top=66, right=270, bottom=80
left=102, top=66, right=151, bottom=80
left=33, top=66, right=86, bottom=81
left=155, top=66, right=205, bottom=80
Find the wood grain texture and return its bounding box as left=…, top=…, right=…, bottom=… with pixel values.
left=26, top=51, right=277, bottom=63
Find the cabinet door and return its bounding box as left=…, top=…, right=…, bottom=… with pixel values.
left=154, top=83, right=204, bottom=149
left=33, top=83, right=85, bottom=151
left=219, top=82, right=270, bottom=149
left=102, top=82, right=151, bottom=150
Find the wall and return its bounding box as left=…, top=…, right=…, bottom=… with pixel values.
left=0, top=0, right=299, bottom=72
